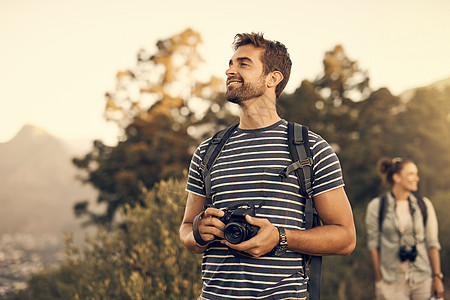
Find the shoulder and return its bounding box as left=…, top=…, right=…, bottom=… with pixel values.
left=367, top=196, right=382, bottom=211
left=192, top=124, right=240, bottom=160
left=418, top=196, right=435, bottom=213
left=304, top=128, right=324, bottom=144
left=366, top=194, right=392, bottom=214
left=192, top=137, right=211, bottom=156
left=365, top=196, right=384, bottom=224
left=305, top=129, right=336, bottom=155
left=305, top=129, right=341, bottom=169
left=421, top=196, right=432, bottom=206
left=189, top=137, right=213, bottom=167
left=197, top=137, right=212, bottom=153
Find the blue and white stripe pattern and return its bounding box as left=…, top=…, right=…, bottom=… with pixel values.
left=186, top=119, right=344, bottom=300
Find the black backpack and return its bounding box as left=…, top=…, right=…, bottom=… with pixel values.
left=198, top=122, right=323, bottom=300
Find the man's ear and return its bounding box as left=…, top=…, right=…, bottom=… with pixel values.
left=266, top=71, right=284, bottom=88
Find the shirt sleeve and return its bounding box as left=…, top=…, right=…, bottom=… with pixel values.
left=423, top=197, right=441, bottom=250
left=185, top=142, right=207, bottom=197
left=365, top=198, right=381, bottom=251
left=310, top=133, right=345, bottom=197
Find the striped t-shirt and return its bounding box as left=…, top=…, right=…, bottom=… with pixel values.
left=186, top=119, right=344, bottom=300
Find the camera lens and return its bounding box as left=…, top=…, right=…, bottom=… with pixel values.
left=408, top=245, right=417, bottom=262
left=224, top=222, right=247, bottom=244
left=399, top=246, right=408, bottom=261
left=398, top=246, right=417, bottom=262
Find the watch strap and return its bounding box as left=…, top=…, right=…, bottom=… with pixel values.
left=278, top=227, right=287, bottom=245
left=272, top=227, right=288, bottom=256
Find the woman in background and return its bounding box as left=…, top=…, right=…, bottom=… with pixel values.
left=365, top=157, right=444, bottom=299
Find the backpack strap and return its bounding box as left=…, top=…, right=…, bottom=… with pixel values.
left=281, top=122, right=314, bottom=200
left=379, top=193, right=427, bottom=230
left=199, top=124, right=238, bottom=206
left=378, top=193, right=427, bottom=248
left=282, top=122, right=316, bottom=227
left=378, top=195, right=387, bottom=233
left=282, top=122, right=321, bottom=300
left=377, top=195, right=387, bottom=250
left=416, top=195, right=428, bottom=227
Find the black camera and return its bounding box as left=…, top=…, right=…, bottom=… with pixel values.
left=399, top=245, right=417, bottom=262
left=218, top=204, right=260, bottom=244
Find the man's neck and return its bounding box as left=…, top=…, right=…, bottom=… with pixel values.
left=237, top=94, right=281, bottom=129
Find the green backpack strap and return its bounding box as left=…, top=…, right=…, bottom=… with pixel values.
left=281, top=122, right=321, bottom=300
left=199, top=124, right=238, bottom=206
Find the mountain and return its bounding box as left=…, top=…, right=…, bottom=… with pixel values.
left=400, top=76, right=450, bottom=101
left=0, top=125, right=96, bottom=234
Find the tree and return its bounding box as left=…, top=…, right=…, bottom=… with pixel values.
left=73, top=29, right=237, bottom=225
left=7, top=176, right=202, bottom=300
left=314, top=45, right=371, bottom=103
left=278, top=45, right=381, bottom=204
left=279, top=45, right=450, bottom=299
left=8, top=40, right=450, bottom=300
left=394, top=86, right=450, bottom=195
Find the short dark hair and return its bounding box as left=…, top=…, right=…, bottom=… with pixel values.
left=232, top=32, right=292, bottom=99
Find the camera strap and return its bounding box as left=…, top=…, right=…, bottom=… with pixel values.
left=193, top=211, right=208, bottom=246
left=396, top=196, right=418, bottom=247
left=378, top=193, right=427, bottom=249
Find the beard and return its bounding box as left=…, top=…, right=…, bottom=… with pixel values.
left=225, top=76, right=266, bottom=104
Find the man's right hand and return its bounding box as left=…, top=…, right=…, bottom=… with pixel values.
left=180, top=193, right=224, bottom=253
left=196, top=207, right=226, bottom=243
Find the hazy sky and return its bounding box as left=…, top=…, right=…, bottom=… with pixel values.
left=1, top=0, right=449, bottom=145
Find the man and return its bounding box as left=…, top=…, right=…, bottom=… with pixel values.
left=179, top=32, right=356, bottom=300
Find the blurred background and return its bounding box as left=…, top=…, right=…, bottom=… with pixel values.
left=1, top=0, right=449, bottom=299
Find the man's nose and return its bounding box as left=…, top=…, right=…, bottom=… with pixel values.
left=225, top=65, right=236, bottom=76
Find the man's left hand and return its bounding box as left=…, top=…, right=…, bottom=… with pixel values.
left=221, top=215, right=279, bottom=257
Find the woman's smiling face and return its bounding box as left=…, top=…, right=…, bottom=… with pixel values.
left=394, top=161, right=420, bottom=192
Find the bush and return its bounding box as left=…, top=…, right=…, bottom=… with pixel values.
left=7, top=174, right=202, bottom=300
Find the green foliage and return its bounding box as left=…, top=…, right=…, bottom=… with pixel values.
left=314, top=45, right=371, bottom=103
left=7, top=175, right=202, bottom=300
left=279, top=46, right=450, bottom=299
left=73, top=115, right=196, bottom=225
left=25, top=36, right=448, bottom=300
left=394, top=87, right=450, bottom=195
left=73, top=29, right=238, bottom=225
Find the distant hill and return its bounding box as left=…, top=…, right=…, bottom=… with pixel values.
left=0, top=125, right=96, bottom=234
left=400, top=76, right=450, bottom=101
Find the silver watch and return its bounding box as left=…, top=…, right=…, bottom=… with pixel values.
left=273, top=227, right=288, bottom=256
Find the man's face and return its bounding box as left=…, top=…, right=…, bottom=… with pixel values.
left=225, top=44, right=267, bottom=104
